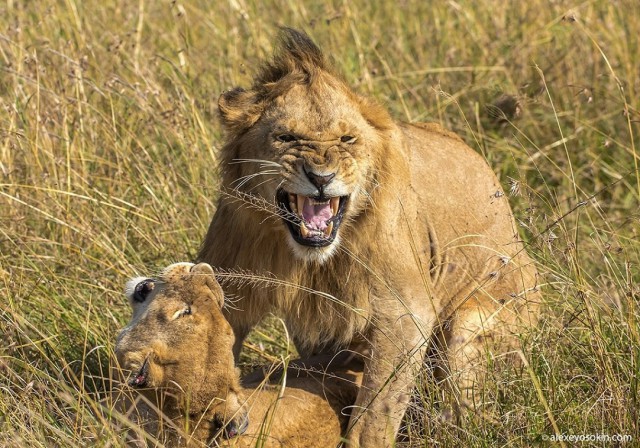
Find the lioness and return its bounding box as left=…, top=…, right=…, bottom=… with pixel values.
left=198, top=28, right=540, bottom=446
left=115, top=262, right=362, bottom=447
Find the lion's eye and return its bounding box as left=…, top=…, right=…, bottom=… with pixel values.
left=173, top=306, right=192, bottom=320
left=340, top=135, right=356, bottom=143
left=276, top=134, right=297, bottom=143
left=133, top=279, right=155, bottom=303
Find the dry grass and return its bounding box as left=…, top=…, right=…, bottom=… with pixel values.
left=1, top=0, right=638, bottom=446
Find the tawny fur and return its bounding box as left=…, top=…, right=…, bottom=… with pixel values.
left=115, top=262, right=362, bottom=447
left=198, top=28, right=540, bottom=446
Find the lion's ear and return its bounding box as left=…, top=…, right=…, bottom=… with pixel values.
left=206, top=276, right=225, bottom=309
left=218, top=87, right=262, bottom=135
left=191, top=262, right=214, bottom=276
left=357, top=96, right=394, bottom=132
left=190, top=263, right=225, bottom=309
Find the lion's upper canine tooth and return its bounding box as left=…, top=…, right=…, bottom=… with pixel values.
left=324, top=221, right=334, bottom=237
left=330, top=197, right=340, bottom=216
left=300, top=221, right=310, bottom=237
left=297, top=195, right=306, bottom=217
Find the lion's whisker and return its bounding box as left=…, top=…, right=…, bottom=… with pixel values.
left=244, top=176, right=280, bottom=194
left=232, top=170, right=279, bottom=191
left=230, top=158, right=283, bottom=169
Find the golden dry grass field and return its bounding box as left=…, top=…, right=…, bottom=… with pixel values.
left=1, top=0, right=639, bottom=446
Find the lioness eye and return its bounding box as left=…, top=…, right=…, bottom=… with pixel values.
left=340, top=135, right=356, bottom=143
left=171, top=306, right=192, bottom=320
left=276, top=134, right=296, bottom=143
left=133, top=279, right=155, bottom=303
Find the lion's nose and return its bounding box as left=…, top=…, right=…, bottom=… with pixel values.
left=304, top=169, right=335, bottom=189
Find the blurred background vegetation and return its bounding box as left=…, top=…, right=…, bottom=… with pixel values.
left=0, top=0, right=638, bottom=446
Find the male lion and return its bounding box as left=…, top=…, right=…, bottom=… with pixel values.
left=115, top=262, right=362, bottom=447
left=199, top=28, right=540, bottom=446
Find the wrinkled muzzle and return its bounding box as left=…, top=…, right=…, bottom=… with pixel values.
left=276, top=147, right=353, bottom=249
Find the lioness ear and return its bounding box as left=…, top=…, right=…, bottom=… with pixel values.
left=190, top=263, right=225, bottom=309
left=218, top=87, right=262, bottom=135
left=191, top=262, right=214, bottom=276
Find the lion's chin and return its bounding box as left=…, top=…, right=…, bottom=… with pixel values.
left=285, top=232, right=341, bottom=264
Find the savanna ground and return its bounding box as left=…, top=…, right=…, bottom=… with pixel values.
left=1, top=0, right=639, bottom=446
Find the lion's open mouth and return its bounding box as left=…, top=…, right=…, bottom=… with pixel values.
left=276, top=189, right=348, bottom=247
left=129, top=357, right=150, bottom=388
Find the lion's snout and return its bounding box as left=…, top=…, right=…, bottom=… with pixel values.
left=118, top=349, right=170, bottom=390
left=304, top=167, right=335, bottom=190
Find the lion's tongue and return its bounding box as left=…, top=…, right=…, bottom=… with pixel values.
left=302, top=199, right=332, bottom=231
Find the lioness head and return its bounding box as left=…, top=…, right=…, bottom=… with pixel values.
left=115, top=262, right=244, bottom=431
left=218, top=28, right=394, bottom=262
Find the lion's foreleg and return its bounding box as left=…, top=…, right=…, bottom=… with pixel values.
left=345, top=312, right=431, bottom=447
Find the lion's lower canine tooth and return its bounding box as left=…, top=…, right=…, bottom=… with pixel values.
left=324, top=221, right=334, bottom=237
left=300, top=221, right=310, bottom=237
